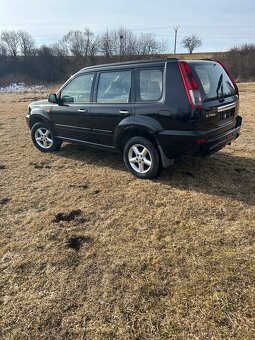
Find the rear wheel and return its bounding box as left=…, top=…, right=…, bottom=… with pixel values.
left=31, top=122, right=62, bottom=152
left=123, top=136, right=161, bottom=179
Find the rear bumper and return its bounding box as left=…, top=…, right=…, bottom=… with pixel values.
left=200, top=116, right=242, bottom=156
left=157, top=116, right=242, bottom=159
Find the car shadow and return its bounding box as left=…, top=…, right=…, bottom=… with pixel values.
left=158, top=153, right=255, bottom=206
left=58, top=143, right=255, bottom=206
left=59, top=143, right=125, bottom=171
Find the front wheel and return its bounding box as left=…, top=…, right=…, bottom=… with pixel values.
left=31, top=122, right=62, bottom=152
left=123, top=137, right=161, bottom=179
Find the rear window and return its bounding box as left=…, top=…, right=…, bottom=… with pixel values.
left=189, top=62, right=236, bottom=101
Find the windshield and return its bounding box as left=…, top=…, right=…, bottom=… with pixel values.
left=189, top=62, right=236, bottom=101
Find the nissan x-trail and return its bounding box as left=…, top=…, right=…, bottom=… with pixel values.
left=26, top=58, right=242, bottom=179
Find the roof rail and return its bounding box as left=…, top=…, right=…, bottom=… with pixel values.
left=80, top=57, right=179, bottom=71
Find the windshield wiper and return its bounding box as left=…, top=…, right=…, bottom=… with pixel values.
left=216, top=73, right=224, bottom=102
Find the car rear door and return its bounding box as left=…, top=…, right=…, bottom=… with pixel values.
left=88, top=69, right=135, bottom=146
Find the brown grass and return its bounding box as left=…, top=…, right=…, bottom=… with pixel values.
left=0, top=84, right=254, bottom=339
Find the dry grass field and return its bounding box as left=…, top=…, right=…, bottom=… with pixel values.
left=0, top=83, right=254, bottom=339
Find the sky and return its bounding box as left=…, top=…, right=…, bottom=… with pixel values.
left=0, top=0, right=254, bottom=53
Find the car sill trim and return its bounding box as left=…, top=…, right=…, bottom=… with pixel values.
left=56, top=136, right=115, bottom=149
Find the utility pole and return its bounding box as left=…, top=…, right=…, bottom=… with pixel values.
left=173, top=26, right=180, bottom=54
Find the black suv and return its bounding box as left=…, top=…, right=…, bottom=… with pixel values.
left=26, top=58, right=242, bottom=179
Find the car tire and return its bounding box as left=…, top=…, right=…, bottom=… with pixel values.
left=123, top=136, right=161, bottom=179
left=31, top=122, right=62, bottom=152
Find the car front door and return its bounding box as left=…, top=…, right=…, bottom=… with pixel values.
left=49, top=73, right=95, bottom=141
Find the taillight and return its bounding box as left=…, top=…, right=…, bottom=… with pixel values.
left=178, top=61, right=202, bottom=108
left=216, top=60, right=239, bottom=97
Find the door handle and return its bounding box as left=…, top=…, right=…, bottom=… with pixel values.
left=78, top=108, right=87, bottom=113
left=119, top=110, right=130, bottom=115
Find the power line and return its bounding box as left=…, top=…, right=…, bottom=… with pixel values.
left=132, top=24, right=255, bottom=31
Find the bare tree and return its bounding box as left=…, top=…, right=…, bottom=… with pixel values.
left=61, top=30, right=84, bottom=57
left=0, top=30, right=20, bottom=59
left=0, top=43, right=7, bottom=56
left=51, top=42, right=68, bottom=58
left=60, top=29, right=97, bottom=61
left=182, top=35, right=202, bottom=54
left=99, top=27, right=166, bottom=60
left=99, top=29, right=114, bottom=61
left=137, top=33, right=166, bottom=56
left=17, top=30, right=35, bottom=57
left=84, top=28, right=97, bottom=58
left=119, top=28, right=137, bottom=59
left=110, top=27, right=136, bottom=58
left=98, top=27, right=134, bottom=60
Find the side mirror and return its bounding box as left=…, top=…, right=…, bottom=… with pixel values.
left=48, top=93, right=58, bottom=103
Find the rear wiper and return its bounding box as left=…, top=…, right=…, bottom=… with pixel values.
left=216, top=73, right=224, bottom=102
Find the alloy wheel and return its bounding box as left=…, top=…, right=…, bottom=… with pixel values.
left=34, top=128, right=53, bottom=149
left=128, top=144, right=152, bottom=174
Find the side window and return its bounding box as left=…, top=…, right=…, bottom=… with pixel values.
left=60, top=73, right=94, bottom=103
left=137, top=69, right=163, bottom=101
left=97, top=70, right=131, bottom=103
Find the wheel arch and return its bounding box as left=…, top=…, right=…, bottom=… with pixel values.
left=114, top=115, right=163, bottom=152
left=29, top=114, right=52, bottom=130
left=115, top=116, right=174, bottom=169
left=117, top=127, right=159, bottom=153
left=28, top=108, right=52, bottom=130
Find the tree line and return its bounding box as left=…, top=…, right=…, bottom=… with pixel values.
left=224, top=44, right=255, bottom=82
left=0, top=28, right=167, bottom=84
left=0, top=28, right=254, bottom=84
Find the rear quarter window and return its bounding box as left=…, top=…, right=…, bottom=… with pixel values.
left=136, top=68, right=163, bottom=102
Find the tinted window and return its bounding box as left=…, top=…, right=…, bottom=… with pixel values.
left=137, top=69, right=163, bottom=101
left=190, top=62, right=236, bottom=101
left=60, top=73, right=94, bottom=103
left=97, top=71, right=131, bottom=103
